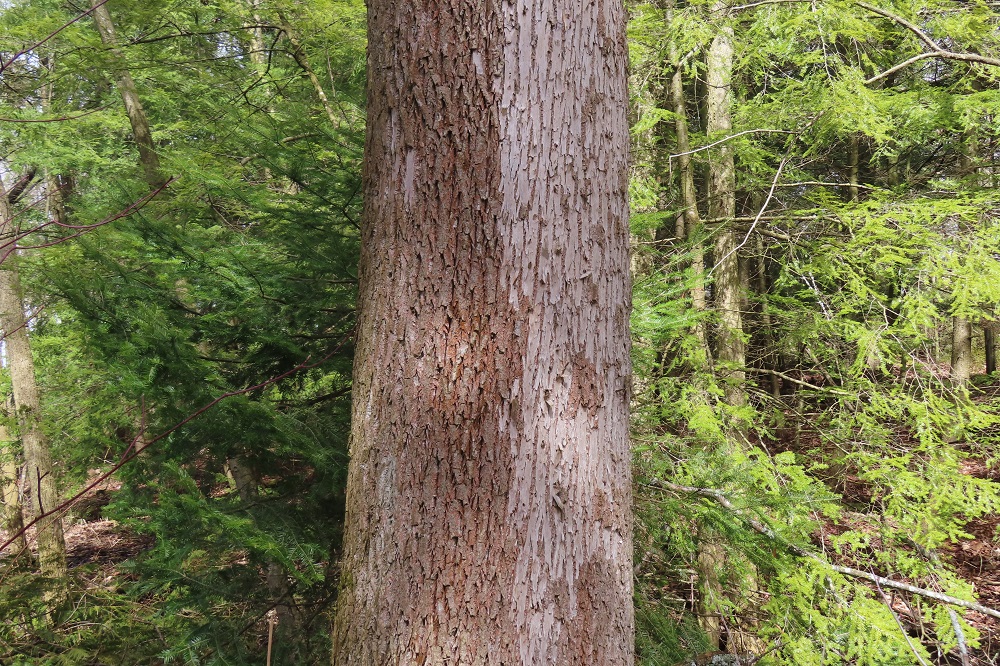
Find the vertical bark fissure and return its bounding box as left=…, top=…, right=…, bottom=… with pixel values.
left=333, top=0, right=632, bottom=663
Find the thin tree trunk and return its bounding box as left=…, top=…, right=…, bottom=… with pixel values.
left=0, top=186, right=67, bottom=584
left=90, top=0, right=166, bottom=189
left=0, top=403, right=28, bottom=557
left=951, top=118, right=978, bottom=388
left=246, top=0, right=268, bottom=67
left=755, top=237, right=780, bottom=398
left=669, top=32, right=710, bottom=359
left=848, top=134, right=860, bottom=203
left=706, top=15, right=745, bottom=411
left=226, top=455, right=296, bottom=655
left=699, top=10, right=763, bottom=653
left=986, top=327, right=996, bottom=375
left=278, top=12, right=348, bottom=130
left=332, top=0, right=633, bottom=663
left=952, top=316, right=972, bottom=387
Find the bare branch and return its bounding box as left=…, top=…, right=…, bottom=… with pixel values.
left=0, top=330, right=354, bottom=555
left=757, top=367, right=853, bottom=395
left=669, top=129, right=795, bottom=161
left=771, top=181, right=877, bottom=191
left=856, top=2, right=940, bottom=53
left=647, top=479, right=1000, bottom=621
left=0, top=0, right=113, bottom=74
left=727, top=0, right=808, bottom=12
left=857, top=2, right=1000, bottom=84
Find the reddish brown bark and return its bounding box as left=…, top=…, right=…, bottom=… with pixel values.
left=332, top=0, right=633, bottom=663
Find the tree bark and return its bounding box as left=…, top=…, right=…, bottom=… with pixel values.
left=986, top=327, right=996, bottom=376
left=951, top=316, right=972, bottom=387
left=90, top=0, right=167, bottom=190
left=0, top=186, right=67, bottom=583
left=0, top=402, right=28, bottom=557
left=332, top=0, right=633, bottom=663
left=706, top=15, right=745, bottom=410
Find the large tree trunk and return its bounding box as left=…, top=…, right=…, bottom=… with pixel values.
left=331, top=0, right=633, bottom=663
left=0, top=188, right=67, bottom=584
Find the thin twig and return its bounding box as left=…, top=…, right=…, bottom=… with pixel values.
left=756, top=368, right=853, bottom=396
left=669, top=129, right=795, bottom=161
left=875, top=585, right=931, bottom=666
left=709, top=158, right=788, bottom=275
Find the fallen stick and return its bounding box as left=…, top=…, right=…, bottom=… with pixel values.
left=648, top=479, right=1000, bottom=620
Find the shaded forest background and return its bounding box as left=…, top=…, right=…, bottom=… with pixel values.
left=0, top=0, right=999, bottom=664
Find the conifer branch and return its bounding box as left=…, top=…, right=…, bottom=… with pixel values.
left=0, top=0, right=112, bottom=74
left=648, top=479, right=1000, bottom=620
left=857, top=2, right=1000, bottom=84
left=875, top=586, right=932, bottom=666
left=0, top=330, right=354, bottom=556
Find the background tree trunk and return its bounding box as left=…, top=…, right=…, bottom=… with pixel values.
left=90, top=0, right=166, bottom=190
left=986, top=327, right=996, bottom=375
left=669, top=34, right=710, bottom=359
left=706, top=16, right=745, bottom=411
left=0, top=188, right=67, bottom=584
left=952, top=316, right=972, bottom=387
left=331, top=0, right=633, bottom=663
left=0, top=404, right=27, bottom=557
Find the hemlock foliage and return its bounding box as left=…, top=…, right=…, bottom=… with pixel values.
left=1, top=0, right=363, bottom=661
left=630, top=1, right=1000, bottom=664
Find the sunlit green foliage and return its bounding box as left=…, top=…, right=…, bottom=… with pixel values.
left=0, top=0, right=365, bottom=661
left=630, top=1, right=1000, bottom=664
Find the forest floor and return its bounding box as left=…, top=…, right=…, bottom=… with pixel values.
left=4, top=387, right=1000, bottom=664
left=777, top=376, right=1000, bottom=665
